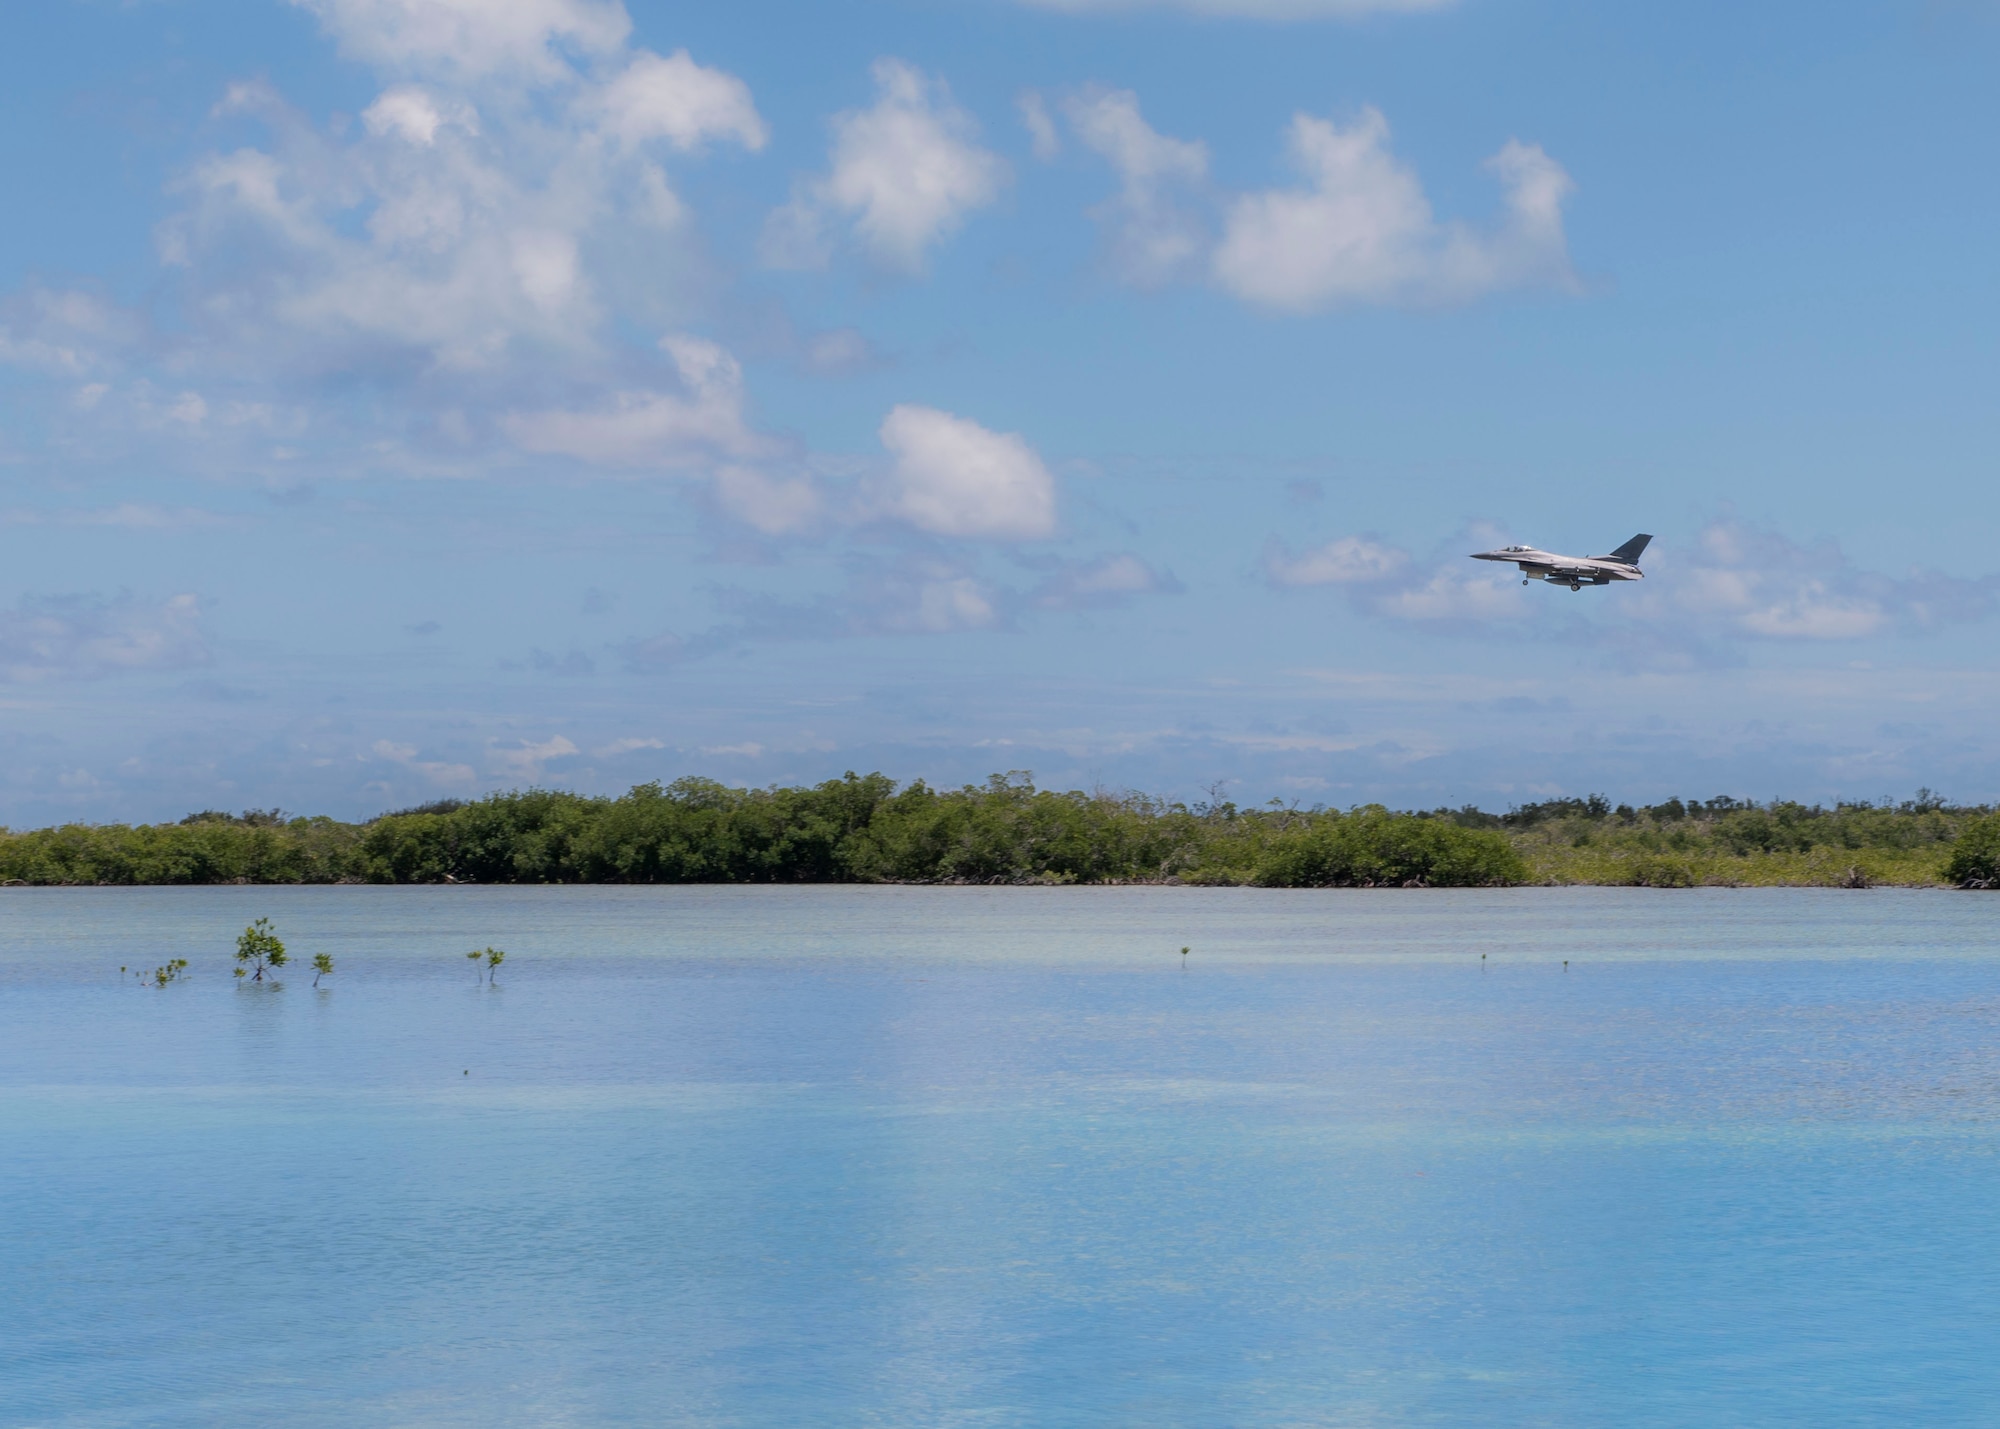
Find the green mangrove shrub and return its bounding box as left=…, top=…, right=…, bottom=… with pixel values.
left=1618, top=854, right=1697, bottom=888
left=234, top=918, right=288, bottom=981
left=1945, top=813, right=2000, bottom=889
left=1253, top=808, right=1526, bottom=888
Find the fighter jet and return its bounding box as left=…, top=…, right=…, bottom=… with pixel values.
left=1471, top=534, right=1652, bottom=590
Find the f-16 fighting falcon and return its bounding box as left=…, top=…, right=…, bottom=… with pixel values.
left=1471, top=534, right=1652, bottom=590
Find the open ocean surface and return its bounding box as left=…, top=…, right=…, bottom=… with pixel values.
left=3, top=885, right=1999, bottom=1427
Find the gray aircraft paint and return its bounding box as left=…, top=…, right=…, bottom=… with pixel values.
left=1471, top=534, right=1652, bottom=589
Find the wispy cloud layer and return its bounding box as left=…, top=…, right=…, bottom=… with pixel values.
left=1649, top=522, right=1998, bottom=642
left=290, top=0, right=632, bottom=79
left=0, top=594, right=208, bottom=683
left=1063, top=88, right=1210, bottom=285
left=1265, top=534, right=1408, bottom=587
left=0, top=288, right=138, bottom=378
left=614, top=539, right=1172, bottom=669
left=1269, top=520, right=2000, bottom=653
left=502, top=336, right=770, bottom=467
left=1030, top=553, right=1180, bottom=608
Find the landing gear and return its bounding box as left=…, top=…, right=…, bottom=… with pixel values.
left=1569, top=581, right=1582, bottom=591
left=1522, top=578, right=1529, bottom=585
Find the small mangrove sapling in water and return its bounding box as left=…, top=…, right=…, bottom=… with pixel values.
left=465, top=946, right=506, bottom=983
left=234, top=918, right=287, bottom=982
left=312, top=952, right=334, bottom=987
left=144, top=959, right=189, bottom=987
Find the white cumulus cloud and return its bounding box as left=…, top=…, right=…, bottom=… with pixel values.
left=763, top=60, right=1007, bottom=273
left=146, top=21, right=766, bottom=386
left=1213, top=107, right=1574, bottom=310
left=586, top=49, right=768, bottom=152
left=877, top=405, right=1057, bottom=540
left=1065, top=88, right=1209, bottom=286
left=362, top=86, right=478, bottom=145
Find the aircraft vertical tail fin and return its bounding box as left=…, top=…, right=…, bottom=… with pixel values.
left=1604, top=533, right=1652, bottom=564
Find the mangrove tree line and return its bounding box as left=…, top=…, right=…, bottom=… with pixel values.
left=0, top=774, right=1993, bottom=888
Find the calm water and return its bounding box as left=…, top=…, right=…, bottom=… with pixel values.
left=3, top=886, right=1998, bottom=1427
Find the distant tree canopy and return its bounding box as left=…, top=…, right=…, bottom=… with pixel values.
left=0, top=776, right=1990, bottom=888
left=349, top=773, right=1526, bottom=888
left=0, top=813, right=358, bottom=885
left=1255, top=808, right=1528, bottom=889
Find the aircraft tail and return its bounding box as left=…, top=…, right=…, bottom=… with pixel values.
left=1603, top=533, right=1652, bottom=564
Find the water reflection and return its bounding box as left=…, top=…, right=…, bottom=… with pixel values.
left=2, top=888, right=1999, bottom=1427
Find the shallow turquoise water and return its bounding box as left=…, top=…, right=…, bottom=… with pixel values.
left=3, top=886, right=1998, bottom=1426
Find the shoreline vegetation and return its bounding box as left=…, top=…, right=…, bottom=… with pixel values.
left=2, top=774, right=1997, bottom=889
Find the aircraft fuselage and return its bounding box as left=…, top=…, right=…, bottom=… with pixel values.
left=1470, top=536, right=1650, bottom=590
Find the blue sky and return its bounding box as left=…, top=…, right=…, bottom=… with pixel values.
left=3, top=0, right=1999, bottom=824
